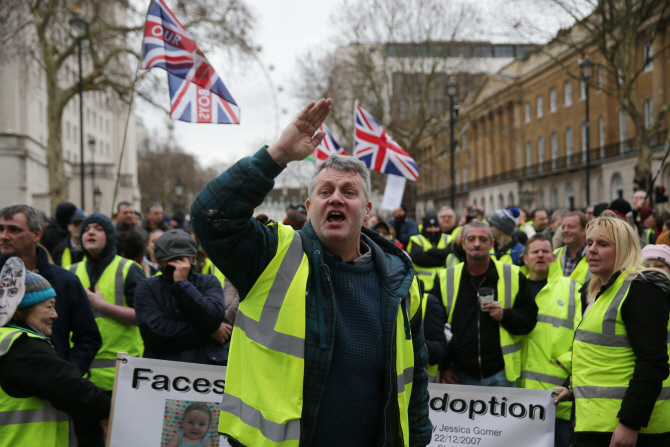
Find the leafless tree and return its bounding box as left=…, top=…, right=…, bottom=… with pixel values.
left=504, top=0, right=670, bottom=181
left=0, top=0, right=256, bottom=213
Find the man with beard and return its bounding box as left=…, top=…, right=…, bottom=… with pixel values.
left=408, top=211, right=450, bottom=293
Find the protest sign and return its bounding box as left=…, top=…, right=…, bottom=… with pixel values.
left=107, top=355, right=231, bottom=447
left=381, top=174, right=407, bottom=211
left=428, top=383, right=555, bottom=447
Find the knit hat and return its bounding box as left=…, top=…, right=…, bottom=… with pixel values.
left=639, top=207, right=656, bottom=222
left=18, top=271, right=56, bottom=309
left=154, top=229, right=198, bottom=261
left=488, top=209, right=517, bottom=235
left=608, top=198, right=632, bottom=218
left=642, top=244, right=670, bottom=269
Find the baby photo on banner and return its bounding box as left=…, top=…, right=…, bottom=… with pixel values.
left=107, top=355, right=231, bottom=447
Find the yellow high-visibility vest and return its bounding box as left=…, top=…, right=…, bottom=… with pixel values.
left=572, top=273, right=670, bottom=433
left=219, top=223, right=421, bottom=446
left=71, top=256, right=144, bottom=391
left=552, top=246, right=590, bottom=285
left=0, top=328, right=69, bottom=446
left=407, top=234, right=449, bottom=292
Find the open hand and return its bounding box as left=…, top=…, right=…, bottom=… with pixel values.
left=267, top=99, right=332, bottom=165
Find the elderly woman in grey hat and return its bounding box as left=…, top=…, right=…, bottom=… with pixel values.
left=0, top=265, right=110, bottom=446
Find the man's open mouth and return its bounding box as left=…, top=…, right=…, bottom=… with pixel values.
left=327, top=211, right=345, bottom=223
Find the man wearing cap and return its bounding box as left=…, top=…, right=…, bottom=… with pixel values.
left=0, top=269, right=111, bottom=446
left=191, top=100, right=431, bottom=447
left=553, top=211, right=590, bottom=285
left=638, top=207, right=658, bottom=248
left=134, top=229, right=231, bottom=364
left=388, top=203, right=419, bottom=246
left=488, top=209, right=524, bottom=266
left=408, top=211, right=450, bottom=293
left=433, top=220, right=537, bottom=388
left=0, top=205, right=103, bottom=445
left=53, top=212, right=87, bottom=268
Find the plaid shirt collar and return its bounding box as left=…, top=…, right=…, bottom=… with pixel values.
left=562, top=242, right=586, bottom=276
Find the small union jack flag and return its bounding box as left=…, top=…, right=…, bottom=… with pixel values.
left=312, top=123, right=346, bottom=165
left=353, top=101, right=418, bottom=181
left=141, top=0, right=240, bottom=124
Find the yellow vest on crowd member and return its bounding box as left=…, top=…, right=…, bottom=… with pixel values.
left=438, top=260, right=522, bottom=381
left=201, top=257, right=226, bottom=288
left=640, top=228, right=654, bottom=248
left=407, top=234, right=449, bottom=292
left=60, top=246, right=86, bottom=269
left=0, top=328, right=69, bottom=446
left=572, top=274, right=670, bottom=434
left=219, top=223, right=421, bottom=447
left=552, top=246, right=591, bottom=285
left=421, top=293, right=439, bottom=383
left=518, top=276, right=581, bottom=420
left=70, top=256, right=144, bottom=391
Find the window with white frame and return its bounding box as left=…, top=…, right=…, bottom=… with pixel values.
left=525, top=102, right=531, bottom=122
left=564, top=81, right=572, bottom=106
left=566, top=127, right=573, bottom=164
left=611, top=173, right=624, bottom=200
left=551, top=132, right=558, bottom=169
left=580, top=79, right=587, bottom=99
left=581, top=122, right=588, bottom=155
left=552, top=188, right=559, bottom=210
left=526, top=142, right=532, bottom=173
left=550, top=88, right=557, bottom=111
left=644, top=98, right=653, bottom=129
left=537, top=95, right=543, bottom=118
left=538, top=136, right=545, bottom=171
left=643, top=41, right=653, bottom=72
left=463, top=166, right=467, bottom=188
left=565, top=183, right=574, bottom=210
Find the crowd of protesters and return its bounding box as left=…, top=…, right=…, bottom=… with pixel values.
left=1, top=103, right=669, bottom=447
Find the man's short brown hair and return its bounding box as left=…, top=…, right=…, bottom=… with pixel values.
left=563, top=211, right=588, bottom=229
left=524, top=233, right=553, bottom=252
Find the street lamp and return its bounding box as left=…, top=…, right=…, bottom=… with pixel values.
left=175, top=178, right=184, bottom=213
left=93, top=186, right=102, bottom=213
left=579, top=58, right=594, bottom=206
left=68, top=8, right=90, bottom=210
left=446, top=79, right=458, bottom=209
left=88, top=136, right=96, bottom=211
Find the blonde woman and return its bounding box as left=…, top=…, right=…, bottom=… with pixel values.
left=554, top=211, right=670, bottom=446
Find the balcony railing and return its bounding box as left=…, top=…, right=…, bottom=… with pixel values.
left=418, top=129, right=668, bottom=201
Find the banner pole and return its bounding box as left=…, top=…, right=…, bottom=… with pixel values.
left=105, top=352, right=128, bottom=447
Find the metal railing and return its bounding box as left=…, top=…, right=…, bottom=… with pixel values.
left=418, top=129, right=668, bottom=201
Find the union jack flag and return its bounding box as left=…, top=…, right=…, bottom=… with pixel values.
left=141, top=0, right=240, bottom=124
left=353, top=101, right=418, bottom=181
left=312, top=123, right=346, bottom=165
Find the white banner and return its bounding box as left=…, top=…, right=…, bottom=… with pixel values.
left=107, top=355, right=231, bottom=447
left=428, top=383, right=555, bottom=447
left=381, top=174, right=407, bottom=211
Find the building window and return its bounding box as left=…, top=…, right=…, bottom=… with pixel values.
left=66, top=122, right=71, bottom=141
left=525, top=102, right=531, bottom=123
left=565, top=183, right=574, bottom=210
left=566, top=126, right=573, bottom=165
left=526, top=142, right=532, bottom=173
left=611, top=173, right=624, bottom=200
left=564, top=81, right=572, bottom=106
left=598, top=66, right=603, bottom=90
left=552, top=188, right=559, bottom=210
left=644, top=98, right=653, bottom=129
left=580, top=79, right=587, bottom=99
left=537, top=95, right=543, bottom=118
left=539, top=190, right=545, bottom=209
left=550, top=88, right=557, bottom=112
left=643, top=41, right=653, bottom=72
left=551, top=132, right=558, bottom=169
left=463, top=166, right=467, bottom=188
left=538, top=136, right=545, bottom=171
left=619, top=109, right=628, bottom=153
left=617, top=68, right=624, bottom=85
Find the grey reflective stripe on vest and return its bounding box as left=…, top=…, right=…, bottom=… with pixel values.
left=220, top=394, right=300, bottom=442
left=520, top=370, right=566, bottom=386
left=501, top=341, right=521, bottom=355
left=0, top=330, right=23, bottom=356
left=446, top=267, right=455, bottom=319
left=573, top=385, right=670, bottom=401
left=234, top=231, right=305, bottom=359
left=416, top=271, right=433, bottom=277
left=115, top=258, right=129, bottom=306
left=442, top=234, right=450, bottom=246
left=559, top=247, right=568, bottom=275
left=90, top=359, right=117, bottom=369
left=536, top=280, right=577, bottom=329
left=0, top=401, right=68, bottom=426
left=502, top=263, right=512, bottom=309
left=397, top=366, right=414, bottom=393
left=574, top=278, right=634, bottom=348
left=69, top=263, right=78, bottom=274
